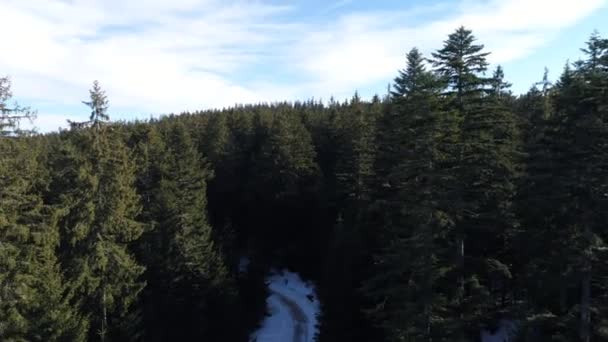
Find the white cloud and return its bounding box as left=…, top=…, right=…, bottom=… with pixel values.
left=0, top=0, right=296, bottom=117
left=0, top=0, right=605, bottom=131
left=296, top=0, right=606, bottom=96
left=20, top=113, right=83, bottom=133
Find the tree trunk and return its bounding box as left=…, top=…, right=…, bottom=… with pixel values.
left=101, top=288, right=107, bottom=342
left=580, top=267, right=591, bottom=342
left=580, top=222, right=592, bottom=342
left=425, top=304, right=432, bottom=342
left=459, top=237, right=465, bottom=301
left=559, top=279, right=567, bottom=314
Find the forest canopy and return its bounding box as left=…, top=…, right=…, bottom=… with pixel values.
left=1, top=27, right=608, bottom=342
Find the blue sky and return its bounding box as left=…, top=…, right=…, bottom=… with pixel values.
left=0, top=0, right=607, bottom=132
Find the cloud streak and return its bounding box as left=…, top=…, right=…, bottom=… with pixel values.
left=0, top=0, right=605, bottom=132
left=297, top=0, right=606, bottom=96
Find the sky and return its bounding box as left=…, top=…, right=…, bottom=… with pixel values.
left=1, top=0, right=607, bottom=132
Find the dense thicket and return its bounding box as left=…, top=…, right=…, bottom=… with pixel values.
left=1, top=28, right=608, bottom=341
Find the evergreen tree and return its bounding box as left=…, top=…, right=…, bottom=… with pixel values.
left=137, top=120, right=235, bottom=341
left=516, top=68, right=553, bottom=143
left=250, top=108, right=320, bottom=268
left=364, top=47, right=457, bottom=341
left=83, top=80, right=110, bottom=129
left=321, top=94, right=379, bottom=341
left=0, top=137, right=88, bottom=342
left=49, top=82, right=144, bottom=342
left=490, top=65, right=512, bottom=99
left=0, top=76, right=36, bottom=136
left=334, top=93, right=377, bottom=214
left=519, top=33, right=608, bottom=341
left=432, top=26, right=490, bottom=109
left=432, top=27, right=523, bottom=338
left=376, top=48, right=425, bottom=187
left=0, top=78, right=86, bottom=341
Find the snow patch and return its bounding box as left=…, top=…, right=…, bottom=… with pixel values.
left=481, top=320, right=518, bottom=342
left=251, top=270, right=319, bottom=342
left=239, top=257, right=251, bottom=274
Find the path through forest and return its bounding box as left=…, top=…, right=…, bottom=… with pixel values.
left=250, top=270, right=319, bottom=342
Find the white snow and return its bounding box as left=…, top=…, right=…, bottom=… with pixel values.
left=252, top=294, right=295, bottom=342
left=250, top=270, right=320, bottom=342
left=481, top=320, right=518, bottom=342
left=251, top=268, right=516, bottom=342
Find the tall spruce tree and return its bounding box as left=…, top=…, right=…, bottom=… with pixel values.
left=83, top=80, right=109, bottom=129
left=376, top=48, right=426, bottom=187
left=49, top=82, right=144, bottom=342
left=432, top=27, right=523, bottom=338
left=432, top=26, right=490, bottom=109
left=364, top=47, right=459, bottom=341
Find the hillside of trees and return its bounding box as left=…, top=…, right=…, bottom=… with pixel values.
left=1, top=27, right=608, bottom=341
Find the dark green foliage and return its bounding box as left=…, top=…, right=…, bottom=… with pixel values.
left=517, top=33, right=608, bottom=342
left=434, top=29, right=522, bottom=339
left=137, top=120, right=236, bottom=341
left=365, top=46, right=459, bottom=341
left=432, top=26, right=491, bottom=108
left=83, top=81, right=109, bottom=126
left=46, top=83, right=145, bottom=342
left=319, top=94, right=380, bottom=342
left=0, top=138, right=88, bottom=342
left=0, top=79, right=87, bottom=341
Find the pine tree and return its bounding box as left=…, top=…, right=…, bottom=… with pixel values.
left=432, top=27, right=523, bottom=338
left=83, top=80, right=110, bottom=129
left=516, top=68, right=553, bottom=144
left=519, top=33, right=608, bottom=341
left=490, top=65, right=512, bottom=99
left=49, top=82, right=144, bottom=342
left=334, top=93, right=376, bottom=212
left=138, top=120, right=235, bottom=341
left=249, top=108, right=320, bottom=266
left=376, top=48, right=426, bottom=187
left=318, top=93, right=380, bottom=340
left=0, top=76, right=36, bottom=136
left=121, top=122, right=168, bottom=341
left=432, top=26, right=490, bottom=109
left=364, top=47, right=458, bottom=341
left=0, top=79, right=87, bottom=341
left=332, top=95, right=377, bottom=280
left=258, top=109, right=317, bottom=199
left=0, top=138, right=88, bottom=342
left=200, top=112, right=229, bottom=165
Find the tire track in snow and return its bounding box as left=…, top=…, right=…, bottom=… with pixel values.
left=272, top=290, right=308, bottom=342
left=250, top=270, right=319, bottom=342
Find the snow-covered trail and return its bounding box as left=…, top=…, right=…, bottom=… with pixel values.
left=248, top=268, right=515, bottom=342
left=250, top=270, right=319, bottom=342
left=272, top=290, right=308, bottom=342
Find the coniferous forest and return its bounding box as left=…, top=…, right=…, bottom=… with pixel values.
left=1, top=27, right=608, bottom=341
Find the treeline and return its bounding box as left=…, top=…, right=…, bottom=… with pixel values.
left=1, top=81, right=261, bottom=341
left=1, top=27, right=607, bottom=341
